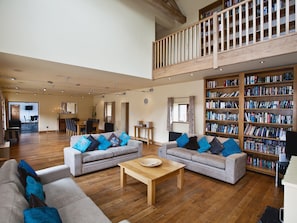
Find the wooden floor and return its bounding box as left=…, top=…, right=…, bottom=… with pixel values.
left=9, top=132, right=284, bottom=223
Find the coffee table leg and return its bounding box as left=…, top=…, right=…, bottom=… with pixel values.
left=177, top=168, right=184, bottom=189
left=147, top=180, right=156, bottom=205
left=120, top=166, right=127, bottom=188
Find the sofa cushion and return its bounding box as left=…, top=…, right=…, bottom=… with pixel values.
left=209, top=137, right=224, bottom=154
left=167, top=147, right=194, bottom=160
left=43, top=178, right=86, bottom=209
left=0, top=182, right=29, bottom=223
left=24, top=207, right=62, bottom=223
left=108, top=146, right=138, bottom=156
left=29, top=194, right=47, bottom=208
left=192, top=153, right=226, bottom=169
left=0, top=159, right=25, bottom=195
left=18, top=166, right=41, bottom=188
left=198, top=136, right=211, bottom=153
left=25, top=175, right=45, bottom=201
left=184, top=136, right=200, bottom=150
left=86, top=135, right=99, bottom=151
left=98, top=135, right=112, bottom=150
left=82, top=150, right=114, bottom=163
left=119, top=132, right=130, bottom=146
left=18, top=160, right=38, bottom=177
left=176, top=133, right=189, bottom=147
left=58, top=197, right=111, bottom=223
left=222, top=138, right=242, bottom=157
left=108, top=133, right=121, bottom=147
left=73, top=136, right=92, bottom=153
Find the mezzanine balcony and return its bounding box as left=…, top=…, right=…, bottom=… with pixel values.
left=152, top=0, right=297, bottom=79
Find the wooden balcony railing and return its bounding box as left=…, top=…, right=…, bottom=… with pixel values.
left=153, top=0, right=297, bottom=71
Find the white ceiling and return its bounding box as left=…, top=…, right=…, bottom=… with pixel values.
left=0, top=0, right=296, bottom=97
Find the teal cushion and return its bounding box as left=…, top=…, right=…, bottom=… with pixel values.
left=119, top=132, right=130, bottom=146
left=26, top=176, right=45, bottom=202
left=18, top=160, right=38, bottom=177
left=73, top=136, right=92, bottom=153
left=198, top=136, right=211, bottom=153
left=176, top=133, right=189, bottom=147
left=222, top=138, right=241, bottom=157
left=24, top=207, right=62, bottom=223
left=98, top=135, right=111, bottom=150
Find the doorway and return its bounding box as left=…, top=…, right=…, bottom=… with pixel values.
left=10, top=104, right=20, bottom=120
left=121, top=102, right=129, bottom=134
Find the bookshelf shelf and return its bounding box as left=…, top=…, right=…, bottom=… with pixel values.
left=204, top=65, right=297, bottom=176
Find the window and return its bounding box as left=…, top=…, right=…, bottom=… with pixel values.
left=172, top=98, right=189, bottom=123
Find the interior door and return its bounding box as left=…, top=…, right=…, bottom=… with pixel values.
left=121, top=102, right=129, bottom=134
left=10, top=104, right=20, bottom=120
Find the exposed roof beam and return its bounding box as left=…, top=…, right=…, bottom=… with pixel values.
left=144, top=0, right=186, bottom=24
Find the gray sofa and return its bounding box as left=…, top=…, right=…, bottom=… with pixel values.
left=0, top=159, right=130, bottom=223
left=64, top=131, right=143, bottom=176
left=158, top=135, right=247, bottom=184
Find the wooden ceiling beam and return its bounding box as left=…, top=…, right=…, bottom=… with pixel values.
left=144, top=0, right=186, bottom=24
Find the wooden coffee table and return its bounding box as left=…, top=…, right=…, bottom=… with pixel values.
left=118, top=155, right=185, bottom=205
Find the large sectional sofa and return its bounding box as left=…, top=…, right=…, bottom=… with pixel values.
left=64, top=131, right=143, bottom=176
left=158, top=135, right=247, bottom=184
left=0, top=159, right=130, bottom=223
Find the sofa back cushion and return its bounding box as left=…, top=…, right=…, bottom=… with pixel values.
left=0, top=159, right=25, bottom=195
left=0, top=182, right=29, bottom=223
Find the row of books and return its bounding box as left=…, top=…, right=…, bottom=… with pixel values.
left=207, top=79, right=238, bottom=88
left=244, top=139, right=285, bottom=155
left=206, top=123, right=239, bottom=134
left=206, top=100, right=239, bottom=109
left=244, top=124, right=288, bottom=140
left=247, top=156, right=276, bottom=170
left=206, top=111, right=238, bottom=121
left=244, top=112, right=292, bottom=124
left=245, top=85, right=293, bottom=96
left=244, top=72, right=293, bottom=85
left=206, top=90, right=239, bottom=98
left=244, top=100, right=293, bottom=109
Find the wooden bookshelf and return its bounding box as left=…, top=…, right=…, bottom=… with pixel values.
left=204, top=65, right=297, bottom=176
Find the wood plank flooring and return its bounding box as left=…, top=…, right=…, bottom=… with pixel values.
left=9, top=132, right=284, bottom=223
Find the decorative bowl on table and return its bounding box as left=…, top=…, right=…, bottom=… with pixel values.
left=139, top=158, right=162, bottom=167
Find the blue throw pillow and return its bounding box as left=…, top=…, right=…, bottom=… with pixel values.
left=176, top=133, right=189, bottom=147
left=97, top=135, right=111, bottom=150
left=24, top=207, right=62, bottom=223
left=26, top=176, right=45, bottom=202
left=198, top=136, right=211, bottom=153
left=222, top=138, right=241, bottom=157
left=19, top=160, right=38, bottom=177
left=119, top=132, right=130, bottom=146
left=73, top=136, right=92, bottom=153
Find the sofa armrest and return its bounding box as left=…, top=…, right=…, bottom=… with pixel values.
left=63, top=147, right=83, bottom=177
left=158, top=141, right=178, bottom=158
left=127, top=139, right=143, bottom=157
left=36, top=165, right=71, bottom=184
left=225, top=152, right=247, bottom=184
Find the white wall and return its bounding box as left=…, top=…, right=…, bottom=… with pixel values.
left=94, top=80, right=205, bottom=144
left=4, top=93, right=93, bottom=132
left=0, top=0, right=155, bottom=79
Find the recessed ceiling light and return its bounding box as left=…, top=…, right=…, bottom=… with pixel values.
left=61, top=90, right=64, bottom=93
left=260, top=60, right=265, bottom=64
left=219, top=68, right=223, bottom=71
left=43, top=88, right=47, bottom=92
left=10, top=77, right=16, bottom=81
left=76, top=83, right=80, bottom=87
left=15, top=86, right=19, bottom=90
left=48, top=81, right=53, bottom=84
